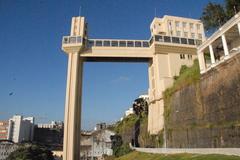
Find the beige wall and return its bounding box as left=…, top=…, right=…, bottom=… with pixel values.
left=150, top=15, right=205, bottom=40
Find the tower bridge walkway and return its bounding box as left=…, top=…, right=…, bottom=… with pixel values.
left=62, top=35, right=201, bottom=62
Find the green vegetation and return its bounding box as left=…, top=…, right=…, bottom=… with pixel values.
left=114, top=114, right=139, bottom=134
left=138, top=115, right=164, bottom=148
left=164, top=59, right=200, bottom=121
left=201, top=0, right=240, bottom=32
left=113, top=143, right=132, bottom=157
left=112, top=151, right=240, bottom=160
left=7, top=144, right=54, bottom=160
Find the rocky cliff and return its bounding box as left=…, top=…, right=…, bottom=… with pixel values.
left=165, top=53, right=240, bottom=148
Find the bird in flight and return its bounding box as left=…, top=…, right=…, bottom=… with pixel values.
left=9, top=92, right=14, bottom=96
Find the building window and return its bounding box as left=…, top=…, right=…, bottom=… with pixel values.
left=190, top=23, right=194, bottom=30
left=180, top=54, right=185, bottom=59
left=176, top=31, right=181, bottom=37
left=198, top=33, right=202, bottom=39
left=175, top=21, right=180, bottom=28
left=184, top=32, right=188, bottom=38
left=197, top=24, right=201, bottom=30
left=191, top=33, right=195, bottom=39
left=188, top=54, right=192, bottom=60
left=182, top=22, right=187, bottom=28
left=168, top=21, right=172, bottom=33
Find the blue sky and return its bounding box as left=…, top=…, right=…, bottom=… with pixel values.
left=0, top=0, right=223, bottom=130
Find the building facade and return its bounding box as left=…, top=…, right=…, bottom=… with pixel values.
left=0, top=121, right=8, bottom=140
left=0, top=141, right=18, bottom=160
left=150, top=15, right=205, bottom=40
left=7, top=115, right=35, bottom=143
left=61, top=15, right=205, bottom=160
left=198, top=12, right=240, bottom=74
left=80, top=130, right=115, bottom=160
left=37, top=121, right=64, bottom=129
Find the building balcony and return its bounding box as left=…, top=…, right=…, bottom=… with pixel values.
left=62, top=36, right=83, bottom=53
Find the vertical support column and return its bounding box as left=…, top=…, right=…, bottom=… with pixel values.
left=209, top=44, right=216, bottom=64
left=237, top=22, right=240, bottom=35
left=221, top=34, right=229, bottom=57
left=63, top=52, right=83, bottom=160
left=147, top=55, right=165, bottom=135
left=197, top=51, right=206, bottom=73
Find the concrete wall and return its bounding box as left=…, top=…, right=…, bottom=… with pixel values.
left=166, top=53, right=240, bottom=148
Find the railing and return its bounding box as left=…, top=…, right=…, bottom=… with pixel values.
left=198, top=12, right=240, bottom=51
left=62, top=36, right=82, bottom=44
left=62, top=35, right=202, bottom=48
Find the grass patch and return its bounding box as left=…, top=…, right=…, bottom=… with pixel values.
left=112, top=151, right=240, bottom=160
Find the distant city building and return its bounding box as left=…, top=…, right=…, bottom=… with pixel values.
left=37, top=121, right=63, bottom=129
left=80, top=129, right=115, bottom=160
left=125, top=107, right=134, bottom=117
left=34, top=121, right=64, bottom=150
left=150, top=15, right=205, bottom=40
left=94, top=123, right=107, bottom=131
left=0, top=140, right=19, bottom=160
left=138, top=94, right=149, bottom=101
left=0, top=121, right=8, bottom=140
left=7, top=115, right=35, bottom=143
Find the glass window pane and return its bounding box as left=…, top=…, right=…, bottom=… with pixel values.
left=63, top=37, right=69, bottom=44
left=119, top=41, right=126, bottom=47
left=188, top=39, right=195, bottom=45
left=76, top=36, right=82, bottom=43
left=69, top=37, right=76, bottom=43
left=103, top=41, right=110, bottom=46
left=111, top=41, right=118, bottom=47
left=135, top=41, right=142, bottom=47
left=127, top=41, right=134, bottom=47
left=164, top=36, right=171, bottom=43
left=143, top=42, right=149, bottom=47
left=96, top=41, right=103, bottom=46
left=87, top=40, right=94, bottom=47
left=181, top=38, right=187, bottom=44
left=155, top=35, right=163, bottom=42
left=172, top=37, right=180, bottom=43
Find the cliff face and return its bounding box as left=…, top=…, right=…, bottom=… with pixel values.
left=166, top=53, right=240, bottom=148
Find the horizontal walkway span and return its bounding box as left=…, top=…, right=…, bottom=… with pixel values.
left=133, top=147, right=240, bottom=156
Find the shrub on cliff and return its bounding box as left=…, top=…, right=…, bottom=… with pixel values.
left=164, top=59, right=200, bottom=121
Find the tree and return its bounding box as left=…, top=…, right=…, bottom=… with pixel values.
left=226, top=0, right=240, bottom=18
left=201, top=2, right=228, bottom=32
left=7, top=144, right=54, bottom=160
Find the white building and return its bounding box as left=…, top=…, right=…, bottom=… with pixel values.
left=7, top=115, right=35, bottom=143
left=80, top=129, right=115, bottom=160
left=37, top=121, right=63, bottom=129
left=125, top=107, right=134, bottom=117
left=138, top=94, right=149, bottom=101
left=150, top=15, right=205, bottom=40
left=0, top=141, right=18, bottom=160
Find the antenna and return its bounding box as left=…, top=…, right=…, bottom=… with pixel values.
left=79, top=5, right=82, bottom=17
